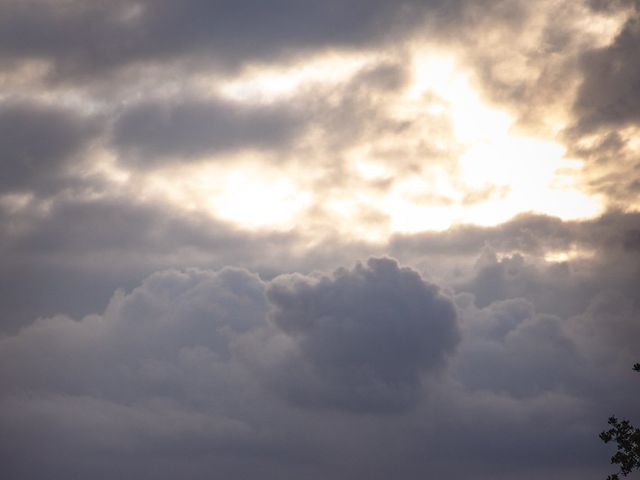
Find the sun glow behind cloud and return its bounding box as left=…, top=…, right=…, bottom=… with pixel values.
left=140, top=46, right=604, bottom=239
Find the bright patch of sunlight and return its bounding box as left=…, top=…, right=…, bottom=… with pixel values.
left=544, top=247, right=595, bottom=263
left=0, top=192, right=33, bottom=213
left=137, top=46, right=605, bottom=239
left=211, top=170, right=312, bottom=227
left=380, top=47, right=604, bottom=232
left=89, top=150, right=131, bottom=185
left=217, top=52, right=375, bottom=103
left=145, top=161, right=312, bottom=230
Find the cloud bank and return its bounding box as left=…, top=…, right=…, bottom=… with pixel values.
left=2, top=0, right=640, bottom=478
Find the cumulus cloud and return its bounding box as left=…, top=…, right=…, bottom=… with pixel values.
left=0, top=258, right=461, bottom=408
left=0, top=258, right=458, bottom=477
left=0, top=266, right=280, bottom=479
left=0, top=193, right=303, bottom=331
left=1, top=253, right=638, bottom=479
left=454, top=296, right=584, bottom=397
left=261, top=257, right=459, bottom=412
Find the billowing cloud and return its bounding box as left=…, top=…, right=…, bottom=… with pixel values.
left=1, top=253, right=638, bottom=479
left=0, top=259, right=457, bottom=476
left=0, top=266, right=272, bottom=478
left=262, top=257, right=459, bottom=412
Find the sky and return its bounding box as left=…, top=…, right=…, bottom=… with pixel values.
left=1, top=1, right=640, bottom=479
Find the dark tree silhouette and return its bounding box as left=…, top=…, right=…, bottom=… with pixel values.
left=599, top=363, right=640, bottom=480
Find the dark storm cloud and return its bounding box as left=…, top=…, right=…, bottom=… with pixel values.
left=0, top=0, right=460, bottom=81
left=0, top=99, right=98, bottom=192
left=112, top=96, right=303, bottom=165
left=262, top=257, right=459, bottom=412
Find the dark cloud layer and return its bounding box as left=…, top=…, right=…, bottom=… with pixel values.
left=0, top=100, right=98, bottom=192
left=0, top=0, right=457, bottom=81
left=113, top=96, right=304, bottom=165
left=2, top=252, right=638, bottom=479
left=574, top=17, right=640, bottom=133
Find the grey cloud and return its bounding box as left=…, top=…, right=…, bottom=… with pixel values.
left=391, top=209, right=640, bottom=256
left=113, top=96, right=304, bottom=165
left=0, top=267, right=267, bottom=398
left=567, top=134, right=640, bottom=206
left=454, top=297, right=583, bottom=397
left=3, top=1, right=640, bottom=478
left=263, top=257, right=460, bottom=412
left=1, top=257, right=638, bottom=480
left=562, top=16, right=640, bottom=204
left=588, top=0, right=640, bottom=11
left=0, top=193, right=300, bottom=332
left=1, top=232, right=640, bottom=480
left=574, top=17, right=640, bottom=133
left=568, top=288, right=640, bottom=360
left=454, top=249, right=625, bottom=319
left=0, top=266, right=283, bottom=478
left=0, top=100, right=98, bottom=193
left=0, top=0, right=459, bottom=82
left=390, top=213, right=578, bottom=259
left=5, top=185, right=640, bottom=336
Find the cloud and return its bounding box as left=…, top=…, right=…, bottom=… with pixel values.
left=0, top=0, right=458, bottom=82
left=0, top=99, right=98, bottom=193
left=574, top=17, right=640, bottom=133
left=0, top=258, right=459, bottom=476
left=1, top=249, right=639, bottom=479
left=561, top=16, right=640, bottom=205
left=0, top=266, right=280, bottom=479
left=112, top=96, right=304, bottom=165
left=261, top=257, right=460, bottom=412
left=2, top=2, right=640, bottom=477
left=0, top=267, right=266, bottom=396
left=1, top=255, right=638, bottom=479
left=0, top=192, right=305, bottom=332
left=453, top=296, right=584, bottom=397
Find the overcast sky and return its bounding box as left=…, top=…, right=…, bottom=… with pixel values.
left=1, top=1, right=640, bottom=479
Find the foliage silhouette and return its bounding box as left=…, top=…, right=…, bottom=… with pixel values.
left=599, top=363, right=640, bottom=480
